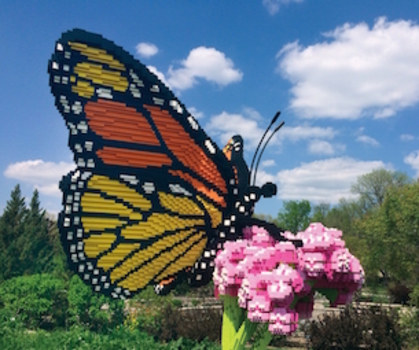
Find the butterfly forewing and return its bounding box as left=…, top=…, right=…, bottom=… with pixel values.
left=50, top=29, right=241, bottom=298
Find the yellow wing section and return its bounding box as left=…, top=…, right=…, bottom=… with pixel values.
left=79, top=174, right=210, bottom=293
left=67, top=41, right=129, bottom=98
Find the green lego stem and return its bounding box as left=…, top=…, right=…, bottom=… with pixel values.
left=250, top=324, right=273, bottom=350
left=231, top=317, right=258, bottom=349
left=221, top=295, right=259, bottom=350
left=221, top=295, right=246, bottom=349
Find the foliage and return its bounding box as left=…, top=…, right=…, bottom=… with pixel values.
left=276, top=199, right=311, bottom=233
left=46, top=216, right=71, bottom=280
left=0, top=274, right=221, bottom=347
left=128, top=288, right=221, bottom=343
left=356, top=180, right=419, bottom=287
left=387, top=282, right=412, bottom=305
left=0, top=186, right=70, bottom=282
left=19, top=190, right=52, bottom=275
left=399, top=307, right=419, bottom=349
left=0, top=185, right=27, bottom=281
left=0, top=274, right=67, bottom=329
left=311, top=202, right=330, bottom=223
left=305, top=304, right=403, bottom=350
left=409, top=284, right=419, bottom=307
left=67, top=275, right=125, bottom=332
left=0, top=323, right=220, bottom=350
left=165, top=307, right=222, bottom=343
left=350, top=168, right=411, bottom=214
left=252, top=213, right=276, bottom=224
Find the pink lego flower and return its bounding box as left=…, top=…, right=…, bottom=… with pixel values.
left=214, top=223, right=364, bottom=335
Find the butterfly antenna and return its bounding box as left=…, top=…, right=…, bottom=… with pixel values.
left=252, top=120, right=285, bottom=186
left=249, top=111, right=281, bottom=180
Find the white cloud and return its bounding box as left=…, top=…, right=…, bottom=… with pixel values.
left=262, top=0, right=303, bottom=15
left=136, top=42, right=159, bottom=58
left=4, top=160, right=75, bottom=197
left=206, top=110, right=338, bottom=150
left=275, top=157, right=390, bottom=203
left=147, top=65, right=169, bottom=87
left=281, top=125, right=337, bottom=142
left=308, top=140, right=345, bottom=155
left=254, top=169, right=276, bottom=187
left=206, top=111, right=264, bottom=148
left=242, top=107, right=263, bottom=120
left=277, top=17, right=419, bottom=119
left=188, top=106, right=204, bottom=119
left=401, top=134, right=414, bottom=141
left=404, top=150, right=419, bottom=177
left=261, top=159, right=276, bottom=167
left=356, top=135, right=380, bottom=147
left=167, top=47, right=243, bottom=90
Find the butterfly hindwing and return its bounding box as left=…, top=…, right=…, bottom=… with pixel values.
left=49, top=29, right=246, bottom=298
left=60, top=169, right=215, bottom=298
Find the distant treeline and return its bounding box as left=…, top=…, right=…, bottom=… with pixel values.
left=0, top=186, right=68, bottom=282
left=1, top=168, right=419, bottom=304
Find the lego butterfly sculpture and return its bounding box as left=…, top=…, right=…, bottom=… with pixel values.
left=49, top=29, right=290, bottom=300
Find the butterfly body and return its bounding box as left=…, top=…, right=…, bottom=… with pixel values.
left=49, top=29, right=277, bottom=299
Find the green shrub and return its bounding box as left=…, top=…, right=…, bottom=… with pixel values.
left=399, top=307, right=419, bottom=349
left=0, top=306, right=25, bottom=339
left=159, top=304, right=222, bottom=343
left=67, top=275, right=125, bottom=332
left=172, top=298, right=183, bottom=308
left=173, top=280, right=191, bottom=296
left=388, top=282, right=411, bottom=305
left=305, top=304, right=403, bottom=350
left=409, top=284, right=419, bottom=307
left=128, top=292, right=221, bottom=344
left=165, top=337, right=220, bottom=350
left=0, top=324, right=198, bottom=350
left=131, top=294, right=179, bottom=340
left=0, top=274, right=67, bottom=329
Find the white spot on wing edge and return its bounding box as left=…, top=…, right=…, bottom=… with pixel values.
left=205, top=139, right=216, bottom=154
left=187, top=116, right=198, bottom=130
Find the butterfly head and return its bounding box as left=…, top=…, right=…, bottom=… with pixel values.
left=223, top=135, right=244, bottom=162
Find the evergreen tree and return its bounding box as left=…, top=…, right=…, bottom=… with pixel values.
left=0, top=185, right=27, bottom=280
left=20, top=189, right=50, bottom=275
left=46, top=215, right=70, bottom=280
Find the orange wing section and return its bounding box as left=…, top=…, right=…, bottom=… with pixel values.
left=145, top=105, right=228, bottom=195
left=85, top=99, right=160, bottom=146
left=170, top=170, right=226, bottom=208
left=97, top=147, right=172, bottom=168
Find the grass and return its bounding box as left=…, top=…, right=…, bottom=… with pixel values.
left=0, top=325, right=221, bottom=350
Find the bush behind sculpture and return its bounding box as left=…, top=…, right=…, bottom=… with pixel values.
left=0, top=274, right=125, bottom=331
left=0, top=274, right=67, bottom=329
left=305, top=304, right=403, bottom=350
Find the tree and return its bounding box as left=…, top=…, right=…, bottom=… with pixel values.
left=20, top=190, right=51, bottom=275
left=252, top=213, right=275, bottom=223
left=276, top=200, right=311, bottom=233
left=357, top=180, right=419, bottom=287
left=311, top=202, right=330, bottom=223
left=351, top=168, right=411, bottom=214
left=0, top=187, right=70, bottom=282
left=319, top=198, right=368, bottom=265
left=45, top=215, right=70, bottom=280
left=0, top=185, right=27, bottom=280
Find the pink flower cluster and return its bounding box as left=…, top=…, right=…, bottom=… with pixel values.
left=213, top=223, right=364, bottom=335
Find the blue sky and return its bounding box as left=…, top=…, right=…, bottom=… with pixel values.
left=1, top=0, right=419, bottom=218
